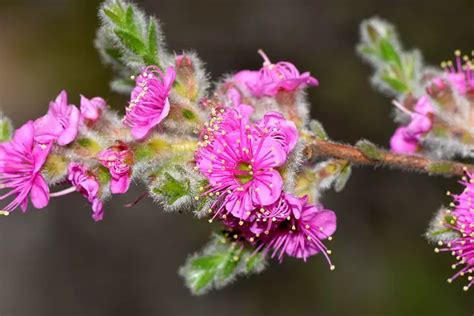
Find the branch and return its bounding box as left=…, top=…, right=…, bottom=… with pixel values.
left=303, top=138, right=473, bottom=177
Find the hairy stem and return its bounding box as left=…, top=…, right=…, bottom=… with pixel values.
left=304, top=137, right=472, bottom=177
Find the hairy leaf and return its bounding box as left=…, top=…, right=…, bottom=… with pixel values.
left=180, top=233, right=267, bottom=295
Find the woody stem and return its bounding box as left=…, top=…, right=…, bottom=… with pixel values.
left=303, top=138, right=473, bottom=177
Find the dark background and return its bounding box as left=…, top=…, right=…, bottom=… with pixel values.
left=0, top=0, right=473, bottom=315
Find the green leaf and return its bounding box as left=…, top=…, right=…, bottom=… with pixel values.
left=379, top=38, right=401, bottom=66
left=147, top=19, right=158, bottom=58
left=308, top=119, right=328, bottom=140
left=180, top=233, right=267, bottom=295
left=381, top=76, right=409, bottom=93
left=96, top=165, right=112, bottom=186
left=427, top=162, right=454, bottom=175
left=182, top=108, right=196, bottom=121
left=191, top=255, right=223, bottom=270
left=153, top=172, right=190, bottom=205
left=244, top=252, right=265, bottom=273
left=357, top=17, right=421, bottom=96
left=103, top=8, right=123, bottom=25
left=192, top=270, right=216, bottom=292
left=0, top=114, right=13, bottom=142
left=356, top=139, right=384, bottom=161
left=124, top=5, right=137, bottom=34
left=334, top=163, right=352, bottom=192
left=97, top=0, right=164, bottom=92
left=114, top=29, right=147, bottom=55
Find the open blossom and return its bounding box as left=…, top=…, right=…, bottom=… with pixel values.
left=233, top=50, right=318, bottom=97
left=390, top=96, right=433, bottom=154
left=260, top=195, right=336, bottom=263
left=80, top=95, right=106, bottom=124
left=441, top=50, right=474, bottom=95
left=68, top=163, right=103, bottom=221
left=98, top=141, right=133, bottom=194
left=0, top=121, right=51, bottom=212
left=124, top=66, right=176, bottom=140
left=196, top=105, right=297, bottom=220
left=34, top=90, right=80, bottom=146
left=435, top=171, right=474, bottom=291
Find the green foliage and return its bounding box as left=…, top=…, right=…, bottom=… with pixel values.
left=425, top=207, right=459, bottom=243
left=96, top=0, right=165, bottom=92
left=295, top=159, right=352, bottom=203
left=0, top=113, right=13, bottom=142
left=334, top=163, right=352, bottom=192
left=180, top=233, right=267, bottom=295
left=153, top=172, right=190, bottom=205
left=308, top=119, right=328, bottom=140
left=358, top=17, right=421, bottom=96
left=356, top=139, right=384, bottom=161
left=427, top=162, right=454, bottom=175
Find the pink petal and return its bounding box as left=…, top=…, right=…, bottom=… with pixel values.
left=57, top=106, right=80, bottom=145
left=251, top=170, right=282, bottom=206
left=310, top=209, right=337, bottom=239
left=30, top=175, right=50, bottom=209
left=110, top=174, right=131, bottom=194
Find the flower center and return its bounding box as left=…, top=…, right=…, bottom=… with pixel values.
left=234, top=162, right=253, bottom=184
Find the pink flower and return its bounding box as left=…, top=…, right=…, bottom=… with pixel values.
left=0, top=121, right=51, bottom=212
left=233, top=50, right=318, bottom=97
left=98, top=141, right=133, bottom=194
left=390, top=97, right=433, bottom=154
left=34, top=90, right=80, bottom=146
left=262, top=195, right=336, bottom=264
left=256, top=112, right=298, bottom=153
left=442, top=51, right=474, bottom=95
left=80, top=95, right=106, bottom=125
left=218, top=192, right=301, bottom=241
left=390, top=127, right=419, bottom=154
left=435, top=171, right=474, bottom=291
left=251, top=192, right=302, bottom=235
left=196, top=107, right=289, bottom=220
left=67, top=163, right=103, bottom=221
left=124, top=66, right=176, bottom=140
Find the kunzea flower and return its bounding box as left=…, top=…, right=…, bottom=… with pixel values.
left=67, top=163, right=103, bottom=221
left=34, top=90, right=80, bottom=146
left=233, top=49, right=318, bottom=97
left=195, top=107, right=287, bottom=220
left=390, top=97, right=433, bottom=154
left=441, top=50, right=474, bottom=95
left=0, top=121, right=51, bottom=213
left=251, top=192, right=302, bottom=237
left=197, top=97, right=254, bottom=149
left=260, top=195, right=336, bottom=265
left=124, top=66, right=176, bottom=140
left=80, top=95, right=106, bottom=125
left=98, top=141, right=133, bottom=194
left=218, top=193, right=301, bottom=244
left=434, top=171, right=474, bottom=291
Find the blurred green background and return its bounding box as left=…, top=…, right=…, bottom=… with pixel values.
left=0, top=0, right=473, bottom=315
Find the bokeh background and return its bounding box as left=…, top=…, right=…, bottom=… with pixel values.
left=1, top=0, right=473, bottom=315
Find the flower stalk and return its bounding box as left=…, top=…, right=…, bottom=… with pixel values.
left=304, top=136, right=473, bottom=177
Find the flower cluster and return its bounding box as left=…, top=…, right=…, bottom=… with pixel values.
left=0, top=84, right=148, bottom=221
left=434, top=170, right=474, bottom=291
left=389, top=51, right=474, bottom=156
left=195, top=81, right=336, bottom=264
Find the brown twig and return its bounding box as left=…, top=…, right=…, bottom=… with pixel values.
left=303, top=138, right=473, bottom=177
